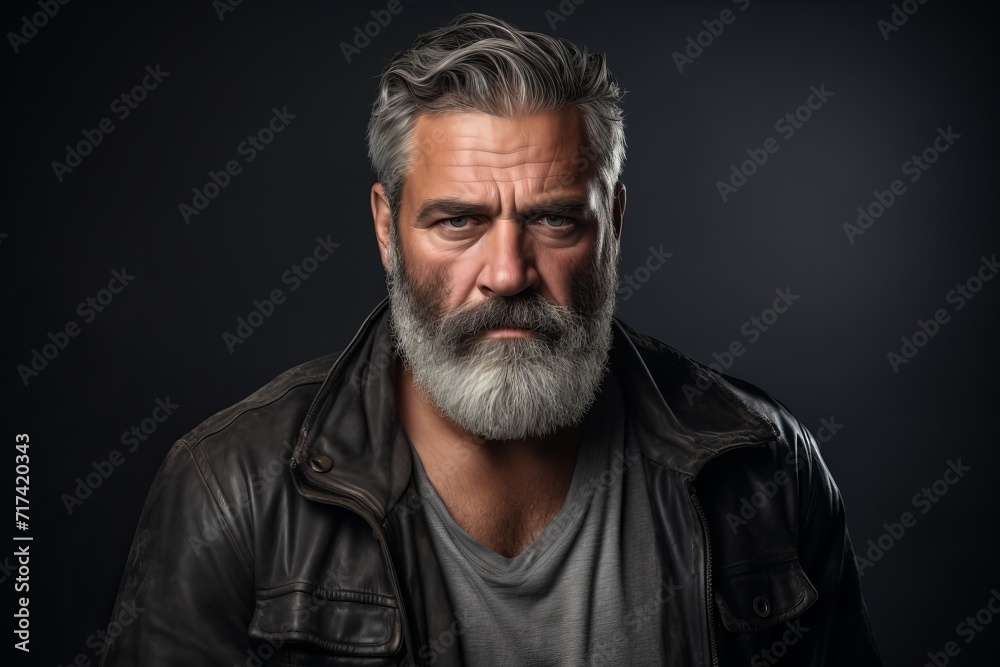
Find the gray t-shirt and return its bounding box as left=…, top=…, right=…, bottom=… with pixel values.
left=411, top=374, right=663, bottom=665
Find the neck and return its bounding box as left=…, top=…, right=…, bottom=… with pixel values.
left=395, top=361, right=582, bottom=554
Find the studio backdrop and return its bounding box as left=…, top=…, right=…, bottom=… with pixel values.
left=4, top=1, right=998, bottom=665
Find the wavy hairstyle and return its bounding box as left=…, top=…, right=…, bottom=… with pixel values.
left=366, top=12, right=627, bottom=224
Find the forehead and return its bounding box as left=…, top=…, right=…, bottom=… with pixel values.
left=404, top=108, right=593, bottom=197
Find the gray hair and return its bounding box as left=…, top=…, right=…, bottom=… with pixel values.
left=366, top=12, right=627, bottom=223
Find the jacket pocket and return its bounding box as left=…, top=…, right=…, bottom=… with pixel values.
left=248, top=583, right=403, bottom=658
left=713, top=555, right=818, bottom=633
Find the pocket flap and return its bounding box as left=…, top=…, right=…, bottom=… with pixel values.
left=249, top=584, right=403, bottom=656
left=714, top=557, right=817, bottom=633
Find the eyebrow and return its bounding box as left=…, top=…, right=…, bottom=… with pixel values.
left=414, top=196, right=592, bottom=224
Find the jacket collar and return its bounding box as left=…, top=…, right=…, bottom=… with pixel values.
left=292, top=299, right=778, bottom=518
left=608, top=318, right=778, bottom=476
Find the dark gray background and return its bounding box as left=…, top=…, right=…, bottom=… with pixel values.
left=4, top=1, right=998, bottom=665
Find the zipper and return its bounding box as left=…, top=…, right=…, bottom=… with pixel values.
left=683, top=437, right=774, bottom=666
left=294, top=481, right=416, bottom=666
left=690, top=487, right=719, bottom=667
left=289, top=298, right=417, bottom=663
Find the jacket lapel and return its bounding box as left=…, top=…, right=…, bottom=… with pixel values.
left=289, top=299, right=782, bottom=667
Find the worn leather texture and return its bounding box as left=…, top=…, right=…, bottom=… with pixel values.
left=102, top=298, right=881, bottom=666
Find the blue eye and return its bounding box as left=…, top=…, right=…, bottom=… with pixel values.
left=542, top=215, right=569, bottom=227
left=442, top=216, right=470, bottom=228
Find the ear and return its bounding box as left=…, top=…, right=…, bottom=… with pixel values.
left=371, top=182, right=392, bottom=272
left=611, top=182, right=626, bottom=240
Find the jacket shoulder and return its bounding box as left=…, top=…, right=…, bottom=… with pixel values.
left=177, top=352, right=340, bottom=455
left=618, top=319, right=812, bottom=452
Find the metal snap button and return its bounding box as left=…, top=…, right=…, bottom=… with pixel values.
left=309, top=454, right=333, bottom=473
left=753, top=596, right=770, bottom=617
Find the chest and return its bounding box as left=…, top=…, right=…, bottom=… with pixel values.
left=431, top=472, right=571, bottom=557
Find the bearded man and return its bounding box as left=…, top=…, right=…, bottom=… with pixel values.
left=103, top=12, right=881, bottom=667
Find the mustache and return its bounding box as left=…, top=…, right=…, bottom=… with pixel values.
left=437, top=293, right=572, bottom=341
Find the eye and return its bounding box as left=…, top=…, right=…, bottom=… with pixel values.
left=441, top=216, right=471, bottom=229
left=537, top=218, right=576, bottom=231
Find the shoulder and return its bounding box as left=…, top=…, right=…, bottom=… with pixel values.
left=158, top=353, right=338, bottom=496
left=618, top=322, right=845, bottom=554
left=137, top=353, right=342, bottom=559
left=616, top=318, right=818, bottom=463
left=171, top=352, right=340, bottom=471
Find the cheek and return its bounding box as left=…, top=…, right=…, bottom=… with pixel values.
left=438, top=261, right=481, bottom=309
left=403, top=257, right=451, bottom=319
left=537, top=242, right=598, bottom=306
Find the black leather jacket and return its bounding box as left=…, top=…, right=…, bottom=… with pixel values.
left=103, top=299, right=881, bottom=666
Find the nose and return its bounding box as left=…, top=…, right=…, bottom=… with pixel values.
left=477, top=219, right=539, bottom=298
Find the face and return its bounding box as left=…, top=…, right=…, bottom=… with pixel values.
left=372, top=107, right=625, bottom=440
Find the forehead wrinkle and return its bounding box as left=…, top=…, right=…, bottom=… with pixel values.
left=422, top=165, right=595, bottom=216
left=413, top=109, right=584, bottom=163
left=407, top=108, right=595, bottom=219
left=432, top=131, right=578, bottom=170
left=430, top=155, right=577, bottom=184
left=435, top=151, right=573, bottom=170
left=436, top=172, right=571, bottom=186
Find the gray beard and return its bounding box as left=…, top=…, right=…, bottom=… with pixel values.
left=385, top=222, right=619, bottom=441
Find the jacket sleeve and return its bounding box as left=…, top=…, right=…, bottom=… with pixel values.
left=790, top=420, right=883, bottom=665
left=101, top=439, right=257, bottom=666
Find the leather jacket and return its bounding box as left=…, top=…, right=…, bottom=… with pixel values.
left=102, top=298, right=881, bottom=666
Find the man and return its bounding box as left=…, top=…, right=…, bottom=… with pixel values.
left=103, top=12, right=881, bottom=666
